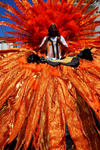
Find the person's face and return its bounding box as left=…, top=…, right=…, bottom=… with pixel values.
left=49, top=24, right=57, bottom=37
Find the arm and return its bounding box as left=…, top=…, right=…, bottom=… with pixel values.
left=57, top=36, right=68, bottom=56
left=39, top=36, right=50, bottom=51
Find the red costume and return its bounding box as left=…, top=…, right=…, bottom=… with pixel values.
left=0, top=0, right=100, bottom=149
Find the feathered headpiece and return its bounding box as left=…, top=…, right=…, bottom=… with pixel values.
left=0, top=0, right=100, bottom=55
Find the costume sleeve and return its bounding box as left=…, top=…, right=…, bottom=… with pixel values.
left=40, top=36, right=47, bottom=47
left=60, top=36, right=68, bottom=47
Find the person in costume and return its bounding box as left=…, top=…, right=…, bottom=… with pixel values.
left=0, top=0, right=100, bottom=150
left=41, top=23, right=74, bottom=150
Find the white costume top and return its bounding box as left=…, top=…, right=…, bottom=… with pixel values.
left=40, top=36, right=68, bottom=60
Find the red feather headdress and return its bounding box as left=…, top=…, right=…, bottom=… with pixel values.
left=0, top=0, right=100, bottom=55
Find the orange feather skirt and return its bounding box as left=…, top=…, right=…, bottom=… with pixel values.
left=0, top=48, right=100, bottom=150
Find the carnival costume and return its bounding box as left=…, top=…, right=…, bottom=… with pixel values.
left=0, top=0, right=100, bottom=149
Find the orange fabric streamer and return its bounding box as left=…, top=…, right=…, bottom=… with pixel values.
left=0, top=48, right=100, bottom=150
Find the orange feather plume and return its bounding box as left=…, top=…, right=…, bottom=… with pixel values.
left=0, top=0, right=100, bottom=54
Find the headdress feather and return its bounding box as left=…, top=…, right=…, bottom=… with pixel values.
left=0, top=0, right=100, bottom=54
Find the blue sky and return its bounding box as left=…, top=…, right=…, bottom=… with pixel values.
left=0, top=0, right=47, bottom=37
